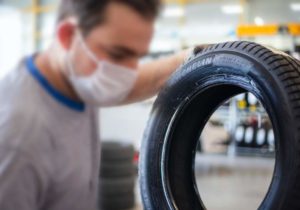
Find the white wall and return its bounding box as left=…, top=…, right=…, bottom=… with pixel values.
left=100, top=102, right=153, bottom=149
left=0, top=7, right=24, bottom=78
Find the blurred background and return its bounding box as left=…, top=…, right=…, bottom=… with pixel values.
left=0, top=0, right=299, bottom=79
left=0, top=0, right=299, bottom=209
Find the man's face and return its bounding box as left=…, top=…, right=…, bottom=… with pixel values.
left=66, top=2, right=154, bottom=76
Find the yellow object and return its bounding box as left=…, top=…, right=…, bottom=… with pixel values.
left=237, top=25, right=279, bottom=37
left=22, top=4, right=56, bottom=13
left=288, top=23, right=300, bottom=36
left=164, top=0, right=227, bottom=3
left=239, top=0, right=246, bottom=24
left=178, top=0, right=188, bottom=5
left=237, top=23, right=300, bottom=37
left=249, top=105, right=257, bottom=112
left=238, top=100, right=246, bottom=109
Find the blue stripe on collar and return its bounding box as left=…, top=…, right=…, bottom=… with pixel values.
left=25, top=55, right=85, bottom=112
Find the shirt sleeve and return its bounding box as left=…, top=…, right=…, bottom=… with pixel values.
left=0, top=149, right=47, bottom=210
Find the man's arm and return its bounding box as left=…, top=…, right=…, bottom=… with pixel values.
left=122, top=50, right=189, bottom=104
left=122, top=45, right=209, bottom=104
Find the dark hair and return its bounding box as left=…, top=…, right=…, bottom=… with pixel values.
left=57, top=0, right=161, bottom=36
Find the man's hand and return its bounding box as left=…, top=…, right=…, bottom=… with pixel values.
left=183, top=44, right=213, bottom=63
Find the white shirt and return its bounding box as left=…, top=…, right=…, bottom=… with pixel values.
left=0, top=55, right=100, bottom=210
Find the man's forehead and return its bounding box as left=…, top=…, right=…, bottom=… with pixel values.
left=84, top=2, right=154, bottom=57
left=89, top=21, right=153, bottom=57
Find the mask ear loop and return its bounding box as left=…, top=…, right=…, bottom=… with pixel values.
left=61, top=17, right=81, bottom=78
left=66, top=52, right=76, bottom=78
left=77, top=33, right=108, bottom=78
left=66, top=30, right=98, bottom=78
left=78, top=33, right=100, bottom=65
left=65, top=35, right=79, bottom=78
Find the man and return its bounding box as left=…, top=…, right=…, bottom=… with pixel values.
left=0, top=0, right=201, bottom=209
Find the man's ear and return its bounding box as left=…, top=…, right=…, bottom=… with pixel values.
left=56, top=18, right=77, bottom=50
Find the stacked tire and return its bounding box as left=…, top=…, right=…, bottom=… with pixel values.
left=234, top=124, right=257, bottom=147
left=255, top=128, right=275, bottom=148
left=234, top=123, right=274, bottom=149
left=234, top=124, right=248, bottom=147
left=99, top=141, right=136, bottom=210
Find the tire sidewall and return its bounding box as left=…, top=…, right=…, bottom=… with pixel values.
left=140, top=51, right=297, bottom=210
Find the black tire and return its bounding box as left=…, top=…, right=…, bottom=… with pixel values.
left=196, top=139, right=202, bottom=153
left=99, top=177, right=135, bottom=196
left=100, top=162, right=135, bottom=178
left=101, top=141, right=135, bottom=162
left=99, top=192, right=135, bottom=210
left=255, top=128, right=267, bottom=147
left=268, top=129, right=275, bottom=147
left=235, top=124, right=246, bottom=147
left=139, top=41, right=300, bottom=210
left=244, top=126, right=255, bottom=146
left=234, top=125, right=244, bottom=144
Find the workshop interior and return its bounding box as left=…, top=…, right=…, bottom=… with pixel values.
left=0, top=0, right=300, bottom=210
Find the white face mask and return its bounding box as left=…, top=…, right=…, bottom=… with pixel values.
left=66, top=35, right=138, bottom=107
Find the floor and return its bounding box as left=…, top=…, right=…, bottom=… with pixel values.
left=133, top=153, right=275, bottom=210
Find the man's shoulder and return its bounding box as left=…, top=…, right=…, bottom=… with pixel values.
left=0, top=57, right=45, bottom=116
left=0, top=58, right=49, bottom=146
left=0, top=57, right=38, bottom=100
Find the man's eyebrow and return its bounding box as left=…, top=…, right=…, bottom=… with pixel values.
left=112, top=46, right=148, bottom=57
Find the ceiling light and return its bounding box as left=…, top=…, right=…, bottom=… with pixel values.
left=163, top=6, right=185, bottom=18
left=290, top=3, right=300, bottom=11
left=221, top=5, right=243, bottom=14
left=254, top=16, right=264, bottom=26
